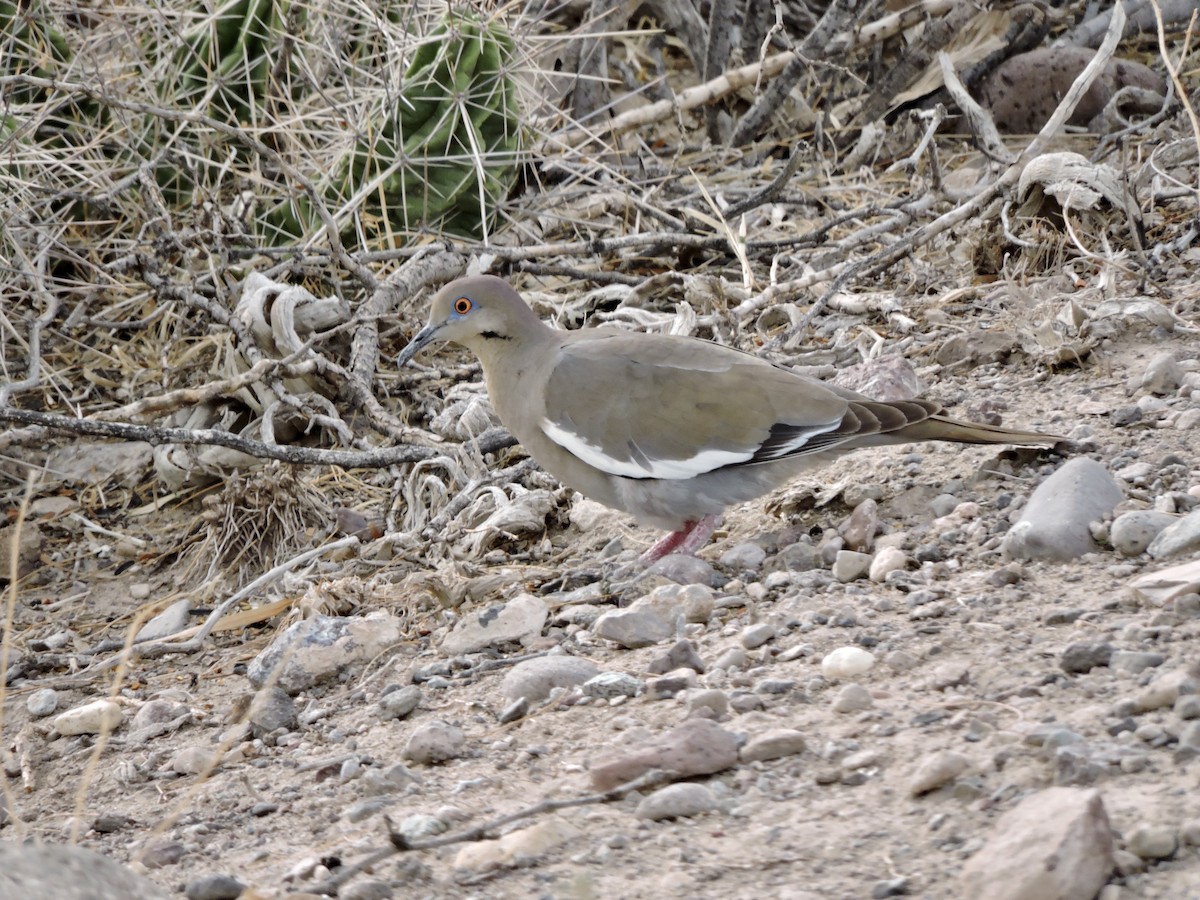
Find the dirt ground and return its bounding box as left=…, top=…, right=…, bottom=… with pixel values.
left=3, top=273, right=1200, bottom=900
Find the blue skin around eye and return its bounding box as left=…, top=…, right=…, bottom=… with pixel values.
left=449, top=299, right=474, bottom=319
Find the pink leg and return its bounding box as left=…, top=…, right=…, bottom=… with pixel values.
left=638, top=514, right=721, bottom=566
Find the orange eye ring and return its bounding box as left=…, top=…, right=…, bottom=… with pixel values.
left=453, top=297, right=473, bottom=315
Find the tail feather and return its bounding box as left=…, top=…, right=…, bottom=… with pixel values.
left=895, top=414, right=1063, bottom=446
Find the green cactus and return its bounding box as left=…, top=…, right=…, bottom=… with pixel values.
left=1, top=0, right=73, bottom=103
left=172, top=0, right=290, bottom=124
left=268, top=10, right=522, bottom=244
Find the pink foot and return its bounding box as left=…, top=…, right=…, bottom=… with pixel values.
left=638, top=514, right=721, bottom=566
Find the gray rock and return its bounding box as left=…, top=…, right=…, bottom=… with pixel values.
left=378, top=685, right=422, bottom=721
left=645, top=669, right=697, bottom=700
left=909, top=750, right=970, bottom=796
left=687, top=689, right=729, bottom=717
left=647, top=639, right=705, bottom=675
left=582, top=671, right=643, bottom=700
left=592, top=607, right=674, bottom=648
left=1126, top=824, right=1177, bottom=860
left=1110, top=650, right=1164, bottom=674
left=740, top=622, right=776, bottom=649
left=635, top=783, right=717, bottom=820
left=959, top=787, right=1113, bottom=900
left=440, top=593, right=548, bottom=655
left=403, top=720, right=466, bottom=765
left=0, top=842, right=170, bottom=899
left=184, top=873, right=246, bottom=900
left=1111, top=510, right=1177, bottom=556
left=831, top=683, right=874, bottom=713
left=1002, top=459, right=1123, bottom=562
left=501, top=656, right=601, bottom=704
left=777, top=541, right=821, bottom=571
left=26, top=688, right=58, bottom=717
left=248, top=686, right=297, bottom=735
left=1142, top=351, right=1182, bottom=395
left=589, top=718, right=739, bottom=791
left=643, top=553, right=719, bottom=585
left=739, top=728, right=807, bottom=762
left=832, top=550, right=873, bottom=582
left=247, top=612, right=404, bottom=694
left=135, top=598, right=191, bottom=642
left=839, top=499, right=878, bottom=552
left=719, top=542, right=766, bottom=570
left=341, top=881, right=394, bottom=900
left=1060, top=642, right=1113, bottom=674
left=1148, top=509, right=1200, bottom=559
left=712, top=647, right=748, bottom=671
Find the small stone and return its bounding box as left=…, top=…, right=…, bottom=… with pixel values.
left=647, top=639, right=706, bottom=675
left=1110, top=650, right=1165, bottom=674
left=501, top=656, right=601, bottom=704
left=169, top=746, right=220, bottom=776
left=140, top=841, right=186, bottom=869
left=777, top=541, right=821, bottom=571
left=1175, top=694, right=1200, bottom=720
left=909, top=750, right=970, bottom=796
left=1110, top=510, right=1177, bottom=556
left=26, top=688, right=58, bottom=718
left=54, top=699, right=123, bottom=736
left=635, top=783, right=716, bottom=820
left=248, top=687, right=297, bottom=736
left=1060, top=641, right=1113, bottom=674
left=135, top=598, right=191, bottom=642
left=1126, top=824, right=1177, bottom=860
left=643, top=554, right=719, bottom=586
left=1142, top=351, right=1182, bottom=395
left=498, top=697, right=528, bottom=724
left=832, top=550, right=873, bottom=582
left=582, top=671, right=643, bottom=700
left=184, top=873, right=246, bottom=900
left=453, top=816, right=581, bottom=871
left=1180, top=818, right=1200, bottom=846
left=378, top=685, right=422, bottom=721
left=1133, top=667, right=1199, bottom=712
left=869, top=546, right=908, bottom=582
left=713, top=647, right=748, bottom=671
left=687, top=689, right=729, bottom=717
left=634, top=583, right=715, bottom=624
left=741, top=623, right=776, bottom=649
left=592, top=608, right=674, bottom=648
left=403, top=720, right=466, bottom=765
left=739, top=728, right=807, bottom=762
left=341, top=881, right=394, bottom=900
left=839, top=499, right=879, bottom=552
left=646, top=669, right=697, bottom=700
left=719, top=542, right=767, bottom=571
left=821, top=646, right=876, bottom=679
left=395, top=813, right=446, bottom=842
left=831, top=683, right=874, bottom=713
left=871, top=877, right=910, bottom=898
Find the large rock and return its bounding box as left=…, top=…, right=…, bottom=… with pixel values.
left=960, top=787, right=1114, bottom=900
left=1148, top=508, right=1200, bottom=560
left=589, top=718, right=739, bottom=791
left=247, top=612, right=404, bottom=694
left=440, top=593, right=547, bottom=655
left=1002, top=459, right=1123, bottom=561
left=0, top=842, right=169, bottom=899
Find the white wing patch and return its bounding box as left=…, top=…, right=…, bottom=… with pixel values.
left=541, top=418, right=752, bottom=480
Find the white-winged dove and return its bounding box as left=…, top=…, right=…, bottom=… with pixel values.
left=397, top=275, right=1061, bottom=563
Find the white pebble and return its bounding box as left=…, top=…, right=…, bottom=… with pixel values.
left=53, top=699, right=123, bottom=736
left=821, top=646, right=876, bottom=680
